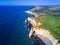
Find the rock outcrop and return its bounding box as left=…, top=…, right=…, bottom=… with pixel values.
left=25, top=7, right=60, bottom=45
left=25, top=10, right=38, bottom=17
left=25, top=17, right=60, bottom=45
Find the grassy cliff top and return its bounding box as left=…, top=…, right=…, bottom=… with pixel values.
left=36, top=14, right=60, bottom=40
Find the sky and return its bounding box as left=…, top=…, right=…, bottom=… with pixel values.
left=0, top=0, right=60, bottom=5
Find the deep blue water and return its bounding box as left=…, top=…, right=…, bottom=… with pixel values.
left=0, top=6, right=34, bottom=45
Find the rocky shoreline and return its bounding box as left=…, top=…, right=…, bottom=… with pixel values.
left=25, top=8, right=60, bottom=45
left=25, top=10, right=38, bottom=17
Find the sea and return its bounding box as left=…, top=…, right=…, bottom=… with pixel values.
left=0, top=6, right=35, bottom=45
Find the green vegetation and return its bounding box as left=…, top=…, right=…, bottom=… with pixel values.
left=37, top=14, right=60, bottom=40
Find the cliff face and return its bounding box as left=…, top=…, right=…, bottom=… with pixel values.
left=26, top=17, right=59, bottom=45
left=27, top=17, right=41, bottom=26
left=25, top=7, right=60, bottom=45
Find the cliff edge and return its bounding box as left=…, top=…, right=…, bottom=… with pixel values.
left=25, top=6, right=60, bottom=45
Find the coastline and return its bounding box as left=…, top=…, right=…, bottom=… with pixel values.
left=25, top=7, right=60, bottom=45
left=25, top=10, right=38, bottom=17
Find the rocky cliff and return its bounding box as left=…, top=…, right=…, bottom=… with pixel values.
left=25, top=7, right=60, bottom=45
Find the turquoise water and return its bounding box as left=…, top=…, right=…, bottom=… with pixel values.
left=0, top=6, right=34, bottom=45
